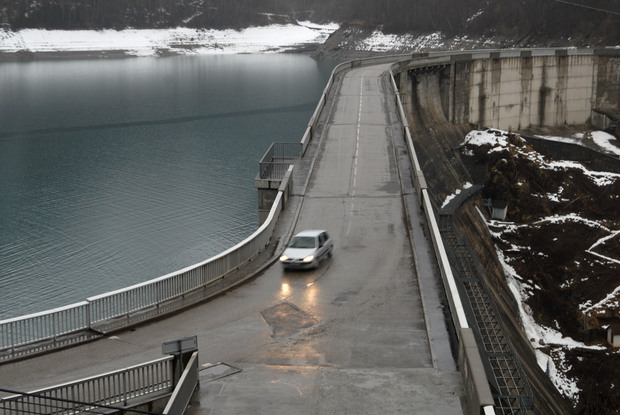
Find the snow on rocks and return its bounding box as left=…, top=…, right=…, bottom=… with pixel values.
left=543, top=131, right=620, bottom=157
left=441, top=182, right=473, bottom=209
left=470, top=128, right=619, bottom=405
left=462, top=129, right=620, bottom=187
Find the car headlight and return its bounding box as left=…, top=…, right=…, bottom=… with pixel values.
left=279, top=254, right=289, bottom=262
left=302, top=254, right=315, bottom=263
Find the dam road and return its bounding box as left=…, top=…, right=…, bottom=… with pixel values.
left=1, top=64, right=465, bottom=414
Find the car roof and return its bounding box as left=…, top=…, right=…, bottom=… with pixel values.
left=293, top=229, right=327, bottom=237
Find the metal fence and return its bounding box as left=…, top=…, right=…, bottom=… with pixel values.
left=258, top=142, right=301, bottom=179
left=0, top=356, right=173, bottom=414
left=0, top=188, right=285, bottom=361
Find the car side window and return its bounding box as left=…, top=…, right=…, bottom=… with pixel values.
left=319, top=233, right=328, bottom=247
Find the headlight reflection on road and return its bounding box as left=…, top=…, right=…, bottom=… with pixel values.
left=280, top=281, right=319, bottom=304
left=281, top=282, right=290, bottom=299
left=305, top=281, right=317, bottom=305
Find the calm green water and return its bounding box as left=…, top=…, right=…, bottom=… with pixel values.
left=0, top=54, right=337, bottom=319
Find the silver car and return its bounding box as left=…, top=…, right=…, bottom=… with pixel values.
left=279, top=229, right=333, bottom=270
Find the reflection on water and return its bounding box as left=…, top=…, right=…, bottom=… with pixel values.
left=0, top=54, right=337, bottom=320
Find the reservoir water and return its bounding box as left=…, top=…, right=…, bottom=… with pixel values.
left=0, top=54, right=337, bottom=320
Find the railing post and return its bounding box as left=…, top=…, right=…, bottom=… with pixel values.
left=122, top=368, right=128, bottom=405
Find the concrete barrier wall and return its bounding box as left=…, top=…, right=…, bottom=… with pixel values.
left=388, top=66, right=494, bottom=415
left=459, top=328, right=495, bottom=415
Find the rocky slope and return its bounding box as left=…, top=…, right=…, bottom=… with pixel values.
left=461, top=128, right=620, bottom=413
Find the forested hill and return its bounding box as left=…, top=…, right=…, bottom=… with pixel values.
left=1, top=0, right=619, bottom=45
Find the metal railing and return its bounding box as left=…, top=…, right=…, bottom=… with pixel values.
left=0, top=302, right=92, bottom=360
left=162, top=351, right=199, bottom=415
left=0, top=356, right=173, bottom=413
left=0, top=186, right=286, bottom=361
left=258, top=142, right=302, bottom=179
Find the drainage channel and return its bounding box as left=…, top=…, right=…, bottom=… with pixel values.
left=438, top=209, right=534, bottom=415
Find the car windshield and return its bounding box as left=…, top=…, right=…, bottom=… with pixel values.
left=288, top=236, right=316, bottom=249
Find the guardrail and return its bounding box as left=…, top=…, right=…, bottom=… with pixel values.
left=0, top=356, right=174, bottom=413
left=390, top=69, right=469, bottom=331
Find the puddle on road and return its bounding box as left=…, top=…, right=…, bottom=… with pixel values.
left=331, top=291, right=358, bottom=306
left=261, top=301, right=318, bottom=338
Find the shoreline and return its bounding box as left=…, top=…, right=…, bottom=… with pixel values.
left=0, top=49, right=142, bottom=61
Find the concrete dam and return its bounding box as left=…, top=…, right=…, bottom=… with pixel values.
left=392, top=48, right=620, bottom=204
left=2, top=48, right=619, bottom=415
left=391, top=48, right=620, bottom=414
left=395, top=49, right=620, bottom=132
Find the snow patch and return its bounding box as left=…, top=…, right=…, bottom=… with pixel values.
left=493, top=229, right=606, bottom=405
left=592, top=131, right=620, bottom=156
left=441, top=182, right=473, bottom=209
left=536, top=130, right=620, bottom=157
left=0, top=22, right=339, bottom=56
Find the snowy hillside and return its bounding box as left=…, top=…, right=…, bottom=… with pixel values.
left=0, top=22, right=339, bottom=56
